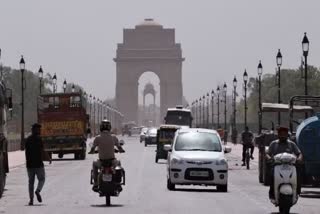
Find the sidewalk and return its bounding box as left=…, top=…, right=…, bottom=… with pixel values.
left=8, top=150, right=25, bottom=169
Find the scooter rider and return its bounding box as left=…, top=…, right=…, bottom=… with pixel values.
left=266, top=126, right=303, bottom=200
left=89, top=119, right=125, bottom=190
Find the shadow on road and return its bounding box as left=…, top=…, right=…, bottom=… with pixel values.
left=51, top=158, right=81, bottom=162
left=25, top=204, right=47, bottom=207
left=300, top=190, right=320, bottom=199
left=174, top=188, right=218, bottom=193
left=155, top=162, right=167, bottom=165
left=91, top=204, right=124, bottom=208
left=270, top=213, right=299, bottom=214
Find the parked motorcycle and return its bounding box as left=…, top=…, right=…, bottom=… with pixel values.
left=271, top=153, right=298, bottom=214
left=89, top=145, right=125, bottom=206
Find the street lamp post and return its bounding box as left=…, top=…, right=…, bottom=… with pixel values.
left=217, top=86, right=220, bottom=128
left=223, top=83, right=227, bottom=133
left=63, top=79, right=67, bottom=93
left=0, top=49, right=2, bottom=78
left=52, top=73, right=57, bottom=93
left=97, top=99, right=101, bottom=126
left=72, top=84, right=75, bottom=93
left=38, top=66, right=43, bottom=95
left=232, top=76, right=237, bottom=144
left=211, top=90, right=215, bottom=129
left=89, top=94, right=92, bottom=128
left=202, top=95, right=205, bottom=128
left=206, top=93, right=209, bottom=128
left=243, top=70, right=248, bottom=128
left=302, top=32, right=310, bottom=118
left=20, top=56, right=25, bottom=150
left=199, top=97, right=202, bottom=127
left=195, top=100, right=198, bottom=127
left=276, top=49, right=282, bottom=125
left=93, top=96, right=96, bottom=136
left=106, top=104, right=110, bottom=121
left=258, top=61, right=263, bottom=134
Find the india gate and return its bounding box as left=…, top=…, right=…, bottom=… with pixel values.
left=114, top=19, right=184, bottom=123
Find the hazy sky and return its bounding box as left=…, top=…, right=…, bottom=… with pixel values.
left=0, top=0, right=319, bottom=104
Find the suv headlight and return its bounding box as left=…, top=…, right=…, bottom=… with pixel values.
left=216, top=159, right=227, bottom=165
left=171, top=157, right=184, bottom=165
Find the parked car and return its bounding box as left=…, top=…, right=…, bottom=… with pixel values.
left=145, top=128, right=158, bottom=147
left=140, top=127, right=149, bottom=143
left=165, top=128, right=231, bottom=192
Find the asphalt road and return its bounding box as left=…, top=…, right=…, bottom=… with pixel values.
left=0, top=136, right=319, bottom=214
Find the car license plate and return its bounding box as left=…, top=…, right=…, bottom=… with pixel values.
left=190, top=171, right=209, bottom=177
left=102, top=174, right=112, bottom=182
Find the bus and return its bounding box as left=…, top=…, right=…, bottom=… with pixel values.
left=164, top=106, right=193, bottom=127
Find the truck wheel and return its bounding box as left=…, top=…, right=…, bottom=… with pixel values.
left=74, top=153, right=80, bottom=160
left=58, top=153, right=63, bottom=159
left=217, top=184, right=228, bottom=192
left=155, top=155, right=159, bottom=163
left=167, top=178, right=175, bottom=191
left=106, top=195, right=111, bottom=206
left=80, top=149, right=86, bottom=160
left=258, top=154, right=263, bottom=183
left=48, top=152, right=53, bottom=160
left=263, top=163, right=270, bottom=186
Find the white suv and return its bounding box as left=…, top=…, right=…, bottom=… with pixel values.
left=165, top=128, right=231, bottom=192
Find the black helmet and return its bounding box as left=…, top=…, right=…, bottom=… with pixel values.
left=100, top=119, right=111, bottom=132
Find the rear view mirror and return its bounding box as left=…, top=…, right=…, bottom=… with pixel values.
left=224, top=146, right=232, bottom=154
left=164, top=144, right=172, bottom=152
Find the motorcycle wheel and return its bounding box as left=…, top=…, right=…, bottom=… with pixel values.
left=279, top=194, right=292, bottom=214
left=106, top=195, right=111, bottom=206
left=246, top=152, right=250, bottom=170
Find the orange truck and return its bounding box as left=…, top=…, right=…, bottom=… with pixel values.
left=38, top=92, right=89, bottom=160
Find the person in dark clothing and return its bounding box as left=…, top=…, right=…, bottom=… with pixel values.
left=241, top=126, right=254, bottom=166
left=266, top=126, right=303, bottom=200
left=25, top=123, right=51, bottom=206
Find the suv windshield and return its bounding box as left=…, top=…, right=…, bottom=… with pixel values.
left=175, top=132, right=221, bottom=152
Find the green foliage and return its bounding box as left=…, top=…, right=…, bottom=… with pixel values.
left=236, top=65, right=320, bottom=129
left=1, top=66, right=53, bottom=133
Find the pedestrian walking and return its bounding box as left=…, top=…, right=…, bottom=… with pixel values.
left=25, top=123, right=51, bottom=206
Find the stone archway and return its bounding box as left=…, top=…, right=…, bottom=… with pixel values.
left=114, top=19, right=184, bottom=123
left=143, top=82, right=156, bottom=107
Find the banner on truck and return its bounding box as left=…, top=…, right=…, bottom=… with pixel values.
left=41, top=120, right=84, bottom=136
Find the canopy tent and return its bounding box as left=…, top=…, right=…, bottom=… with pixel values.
left=262, top=103, right=313, bottom=113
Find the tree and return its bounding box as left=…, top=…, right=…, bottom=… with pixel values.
left=236, top=65, right=320, bottom=131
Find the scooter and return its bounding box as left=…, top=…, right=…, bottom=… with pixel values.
left=272, top=153, right=298, bottom=214
left=89, top=144, right=125, bottom=206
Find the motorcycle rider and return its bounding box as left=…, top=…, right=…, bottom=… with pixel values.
left=266, top=126, right=303, bottom=201
left=89, top=119, right=125, bottom=191
left=241, top=126, right=254, bottom=166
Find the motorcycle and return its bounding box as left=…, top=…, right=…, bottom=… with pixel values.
left=89, top=143, right=126, bottom=206
left=271, top=153, right=298, bottom=214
